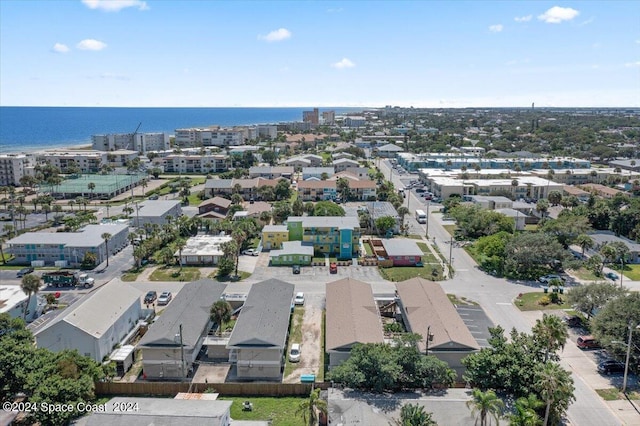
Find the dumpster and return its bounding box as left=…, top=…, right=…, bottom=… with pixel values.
left=300, top=374, right=315, bottom=383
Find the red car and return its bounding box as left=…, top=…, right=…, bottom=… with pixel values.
left=330, top=263, right=338, bottom=274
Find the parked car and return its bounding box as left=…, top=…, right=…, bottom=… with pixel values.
left=598, top=360, right=626, bottom=375
left=538, top=274, right=566, bottom=284
left=288, top=343, right=301, bottom=363
left=292, top=265, right=301, bottom=274
left=148, top=194, right=159, bottom=200
left=294, top=292, right=305, bottom=306
left=144, top=291, right=158, bottom=304
left=157, top=291, right=172, bottom=305
left=330, top=262, right=338, bottom=274
left=605, top=272, right=619, bottom=281
left=17, top=267, right=34, bottom=278
left=563, top=315, right=583, bottom=328
left=577, top=335, right=601, bottom=350
left=242, top=248, right=260, bottom=256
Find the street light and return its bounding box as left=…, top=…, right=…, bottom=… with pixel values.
left=622, top=323, right=640, bottom=394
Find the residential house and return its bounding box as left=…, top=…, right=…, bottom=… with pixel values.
left=302, top=167, right=335, bottom=180
left=563, top=185, right=590, bottom=203
left=7, top=223, right=129, bottom=267
left=243, top=201, right=271, bottom=219
left=588, top=231, right=640, bottom=264
left=380, top=239, right=423, bottom=266
left=176, top=235, right=233, bottom=266
left=204, top=178, right=282, bottom=201
left=269, top=241, right=314, bottom=266
left=333, top=158, right=360, bottom=173
left=262, top=225, right=289, bottom=250
left=326, top=278, right=384, bottom=367
left=34, top=280, right=142, bottom=362
left=286, top=216, right=361, bottom=259
left=198, top=197, right=232, bottom=220
left=1, top=285, right=45, bottom=323
left=366, top=202, right=401, bottom=234
left=227, top=279, right=294, bottom=380
left=134, top=200, right=182, bottom=227
left=396, top=278, right=480, bottom=377
left=346, top=179, right=377, bottom=201
left=495, top=208, right=527, bottom=231
left=77, top=397, right=232, bottom=426
left=297, top=179, right=337, bottom=201
left=579, top=183, right=625, bottom=199
left=468, top=195, right=513, bottom=210
left=332, top=152, right=355, bottom=160
left=139, top=280, right=226, bottom=379
left=248, top=166, right=294, bottom=180
left=284, top=157, right=311, bottom=170
left=375, top=143, right=404, bottom=158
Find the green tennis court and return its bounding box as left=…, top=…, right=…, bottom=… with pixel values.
left=39, top=173, right=146, bottom=199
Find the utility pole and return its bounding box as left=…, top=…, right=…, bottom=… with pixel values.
left=620, top=258, right=624, bottom=288
left=622, top=323, right=639, bottom=393
left=179, top=323, right=186, bottom=380
left=449, top=236, right=454, bottom=277
left=425, top=201, right=430, bottom=238
left=135, top=202, right=140, bottom=228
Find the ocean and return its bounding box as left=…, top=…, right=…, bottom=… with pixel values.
left=0, top=107, right=362, bottom=153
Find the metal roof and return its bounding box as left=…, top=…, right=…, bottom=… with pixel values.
left=366, top=201, right=399, bottom=219
left=7, top=223, right=128, bottom=248
left=326, top=278, right=384, bottom=351
left=138, top=279, right=226, bottom=350
left=227, top=279, right=294, bottom=349
left=137, top=200, right=181, bottom=217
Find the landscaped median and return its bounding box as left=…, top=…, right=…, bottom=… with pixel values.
left=514, top=291, right=572, bottom=311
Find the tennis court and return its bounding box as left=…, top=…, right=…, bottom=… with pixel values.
left=39, top=173, right=147, bottom=199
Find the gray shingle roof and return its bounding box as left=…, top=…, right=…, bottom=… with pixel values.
left=137, top=200, right=181, bottom=217
left=227, top=279, right=294, bottom=349
left=205, top=179, right=234, bottom=189
left=326, top=278, right=384, bottom=351
left=377, top=143, right=404, bottom=151
left=138, top=279, right=226, bottom=350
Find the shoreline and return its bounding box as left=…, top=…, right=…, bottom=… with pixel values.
left=2, top=143, right=96, bottom=156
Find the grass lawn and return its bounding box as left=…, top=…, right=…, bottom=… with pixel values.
left=416, top=242, right=430, bottom=254
left=570, top=267, right=601, bottom=281
left=407, top=234, right=424, bottom=240
left=442, top=224, right=457, bottom=236
left=596, top=388, right=640, bottom=401
left=0, top=265, right=25, bottom=270
left=318, top=310, right=325, bottom=382
left=149, top=266, right=201, bottom=282
left=379, top=264, right=443, bottom=282
left=211, top=271, right=251, bottom=282
left=611, top=263, right=640, bottom=281
left=363, top=242, right=373, bottom=256
left=219, top=396, right=306, bottom=426
left=121, top=268, right=145, bottom=282
left=515, top=291, right=572, bottom=311
left=448, top=294, right=478, bottom=306
left=186, top=193, right=202, bottom=206
left=284, top=307, right=304, bottom=377
left=524, top=224, right=538, bottom=231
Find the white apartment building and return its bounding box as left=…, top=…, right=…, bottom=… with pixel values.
left=174, top=127, right=247, bottom=148
left=246, top=125, right=278, bottom=140
left=0, top=154, right=35, bottom=186
left=152, top=154, right=230, bottom=174
left=92, top=133, right=170, bottom=153
left=36, top=150, right=138, bottom=173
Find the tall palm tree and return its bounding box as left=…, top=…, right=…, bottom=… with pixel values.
left=535, top=363, right=573, bottom=426
left=210, top=300, right=232, bottom=336
left=296, top=388, right=327, bottom=426
left=88, top=182, right=96, bottom=200
left=532, top=314, right=568, bottom=362
left=395, top=403, right=437, bottom=426
left=0, top=235, right=7, bottom=265
left=466, top=388, right=504, bottom=426
left=20, top=274, right=41, bottom=321
left=574, top=234, right=594, bottom=258
left=174, top=238, right=186, bottom=271
left=509, top=394, right=543, bottom=426
left=101, top=232, right=112, bottom=267
left=68, top=199, right=75, bottom=211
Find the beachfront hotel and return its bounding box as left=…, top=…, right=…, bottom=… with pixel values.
left=91, top=132, right=170, bottom=154
left=0, top=154, right=36, bottom=186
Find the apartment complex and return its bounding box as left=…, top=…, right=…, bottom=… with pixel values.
left=174, top=127, right=247, bottom=148
left=286, top=216, right=360, bottom=259
left=36, top=150, right=138, bottom=173
left=152, top=154, right=230, bottom=174
left=92, top=133, right=170, bottom=153
left=0, top=154, right=35, bottom=186
left=302, top=108, right=319, bottom=125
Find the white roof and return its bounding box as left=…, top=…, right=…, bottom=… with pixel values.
left=110, top=345, right=135, bottom=361
left=178, top=235, right=233, bottom=257
left=7, top=224, right=128, bottom=248
left=0, top=285, right=28, bottom=313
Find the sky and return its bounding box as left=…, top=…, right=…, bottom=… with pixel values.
left=0, top=0, right=639, bottom=108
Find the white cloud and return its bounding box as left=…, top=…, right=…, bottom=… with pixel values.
left=258, top=28, right=292, bottom=42
left=514, top=15, right=532, bottom=22
left=82, top=0, right=149, bottom=12
left=579, top=17, right=594, bottom=26
left=489, top=24, right=503, bottom=33
left=331, top=58, right=355, bottom=69
left=538, top=6, right=579, bottom=24
left=76, top=39, right=107, bottom=51
left=53, top=43, right=70, bottom=53
left=625, top=61, right=640, bottom=68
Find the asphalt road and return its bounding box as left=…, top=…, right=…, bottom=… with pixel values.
left=379, top=159, right=624, bottom=426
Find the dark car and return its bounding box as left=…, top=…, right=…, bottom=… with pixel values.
left=605, top=272, right=619, bottom=281
left=563, top=315, right=583, bottom=328
left=539, top=274, right=566, bottom=284
left=292, top=265, right=301, bottom=274
left=144, top=291, right=157, bottom=304
left=598, top=360, right=626, bottom=375
left=17, top=267, right=34, bottom=278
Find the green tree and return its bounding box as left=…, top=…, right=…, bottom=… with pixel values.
left=274, top=179, right=292, bottom=200
left=397, top=206, right=410, bottom=228
left=574, top=234, right=594, bottom=258
left=292, top=198, right=304, bottom=216
left=503, top=233, right=568, bottom=279
left=296, top=388, right=328, bottom=426
left=312, top=200, right=345, bottom=217
left=87, top=182, right=95, bottom=199
left=395, top=403, right=438, bottom=426
left=532, top=314, right=568, bottom=362
left=541, top=214, right=591, bottom=248
left=536, top=199, right=549, bottom=217
left=547, top=190, right=562, bottom=206
left=535, top=362, right=575, bottom=426
left=592, top=292, right=640, bottom=363
left=101, top=232, right=112, bottom=267
left=509, top=394, right=543, bottom=426
left=154, top=246, right=176, bottom=266
left=466, top=388, right=504, bottom=426
left=566, top=281, right=625, bottom=319
left=375, top=215, right=397, bottom=236
left=20, top=274, right=41, bottom=321
left=174, top=238, right=187, bottom=271
left=210, top=300, right=233, bottom=336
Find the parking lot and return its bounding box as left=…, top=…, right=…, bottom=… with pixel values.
left=455, top=305, right=494, bottom=348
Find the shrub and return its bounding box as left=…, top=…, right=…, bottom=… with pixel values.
left=538, top=295, right=551, bottom=306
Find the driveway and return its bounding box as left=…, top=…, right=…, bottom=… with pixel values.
left=284, top=304, right=322, bottom=383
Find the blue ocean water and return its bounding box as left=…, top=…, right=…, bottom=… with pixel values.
left=0, top=107, right=361, bottom=153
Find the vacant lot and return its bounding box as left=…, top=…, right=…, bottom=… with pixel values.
left=219, top=396, right=306, bottom=425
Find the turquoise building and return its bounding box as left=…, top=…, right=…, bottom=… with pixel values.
left=286, top=216, right=361, bottom=260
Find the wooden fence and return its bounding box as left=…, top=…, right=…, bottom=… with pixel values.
left=95, top=381, right=329, bottom=397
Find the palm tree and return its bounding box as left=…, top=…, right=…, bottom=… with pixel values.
left=259, top=210, right=272, bottom=225
left=509, top=394, right=543, bottom=426
left=0, top=235, right=6, bottom=265
left=397, top=206, right=410, bottom=228
left=68, top=199, right=75, bottom=211
left=88, top=182, right=96, bottom=199
left=210, top=300, right=232, bottom=336
left=296, top=388, right=327, bottom=426
left=535, top=363, right=574, bottom=426
left=20, top=274, right=41, bottom=321
left=532, top=314, right=568, bottom=362
left=395, top=403, right=437, bottom=426
left=101, top=232, right=112, bottom=267
left=466, top=388, right=504, bottom=426
left=574, top=234, right=594, bottom=258
left=174, top=238, right=186, bottom=271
